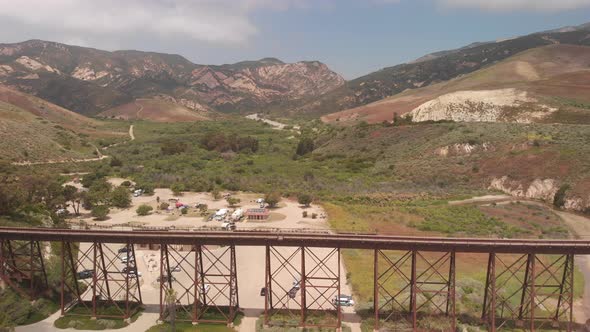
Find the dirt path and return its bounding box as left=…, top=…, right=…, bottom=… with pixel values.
left=12, top=124, right=134, bottom=166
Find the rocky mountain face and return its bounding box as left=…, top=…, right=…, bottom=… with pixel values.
left=0, top=40, right=344, bottom=115
left=300, top=23, right=590, bottom=116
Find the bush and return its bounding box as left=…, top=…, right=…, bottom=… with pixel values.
left=302, top=211, right=308, bottom=218
left=110, top=187, right=131, bottom=208
left=296, top=137, right=314, bottom=156
left=264, top=192, right=281, bottom=208
left=297, top=193, right=313, bottom=207
left=91, top=205, right=109, bottom=220
left=211, top=188, right=221, bottom=200
left=160, top=202, right=170, bottom=210
left=170, top=183, right=185, bottom=196
left=554, top=184, right=570, bottom=208
left=180, top=207, right=188, bottom=215
left=226, top=197, right=241, bottom=207
left=311, top=213, right=317, bottom=219
left=120, top=181, right=132, bottom=187
left=136, top=204, right=153, bottom=216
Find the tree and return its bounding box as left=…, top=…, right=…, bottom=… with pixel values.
left=554, top=184, right=571, bottom=209
left=85, top=179, right=112, bottom=208
left=297, top=193, right=313, bottom=207
left=111, top=187, right=132, bottom=208
left=296, top=137, right=314, bottom=156
left=164, top=288, right=177, bottom=332
left=91, top=205, right=109, bottom=221
left=211, top=188, right=221, bottom=200
left=63, top=185, right=82, bottom=215
left=264, top=192, right=281, bottom=208
left=136, top=204, right=153, bottom=216
left=226, top=197, right=240, bottom=207
left=170, top=183, right=185, bottom=196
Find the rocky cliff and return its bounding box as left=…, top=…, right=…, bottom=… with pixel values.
left=0, top=40, right=344, bottom=116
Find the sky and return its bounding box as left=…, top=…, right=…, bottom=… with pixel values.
left=0, top=0, right=589, bottom=79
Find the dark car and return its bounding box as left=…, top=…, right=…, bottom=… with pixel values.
left=288, top=287, right=298, bottom=299
left=157, top=275, right=176, bottom=283
left=77, top=269, right=94, bottom=280
left=260, top=287, right=266, bottom=296
left=118, top=246, right=131, bottom=254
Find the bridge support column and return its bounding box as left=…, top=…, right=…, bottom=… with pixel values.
left=483, top=253, right=573, bottom=331
left=177, top=244, right=238, bottom=325
left=265, top=246, right=340, bottom=329
left=374, top=250, right=455, bottom=331
left=61, top=242, right=141, bottom=319
left=0, top=239, right=47, bottom=299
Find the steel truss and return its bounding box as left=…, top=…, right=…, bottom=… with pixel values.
left=159, top=244, right=240, bottom=325
left=264, top=246, right=341, bottom=329
left=60, top=241, right=142, bottom=319
left=482, top=253, right=574, bottom=331
left=374, top=250, right=456, bottom=331
left=0, top=239, right=47, bottom=298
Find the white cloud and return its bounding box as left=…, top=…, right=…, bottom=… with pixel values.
left=0, top=0, right=309, bottom=45
left=438, top=0, right=590, bottom=11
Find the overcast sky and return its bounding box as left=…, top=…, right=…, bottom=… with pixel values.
left=0, top=0, right=589, bottom=79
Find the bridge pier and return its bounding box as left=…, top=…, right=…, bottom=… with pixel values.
left=374, top=250, right=456, bottom=331
left=482, top=253, right=574, bottom=331
left=159, top=244, right=239, bottom=325
left=264, top=246, right=341, bottom=329
left=60, top=241, right=142, bottom=319
left=0, top=239, right=47, bottom=299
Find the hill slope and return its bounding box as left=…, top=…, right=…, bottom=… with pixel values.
left=100, top=98, right=216, bottom=122
left=300, top=24, right=590, bottom=117
left=322, top=45, right=590, bottom=124
left=0, top=40, right=344, bottom=117
left=0, top=85, right=126, bottom=163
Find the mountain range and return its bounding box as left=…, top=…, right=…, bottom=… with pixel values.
left=0, top=21, right=589, bottom=123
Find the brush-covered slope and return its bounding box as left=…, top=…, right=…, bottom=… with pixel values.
left=301, top=24, right=590, bottom=117
left=322, top=45, right=590, bottom=124
left=100, top=97, right=216, bottom=122
left=0, top=85, right=126, bottom=163
left=0, top=40, right=344, bottom=117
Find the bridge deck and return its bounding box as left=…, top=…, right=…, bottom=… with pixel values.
left=0, top=227, right=589, bottom=254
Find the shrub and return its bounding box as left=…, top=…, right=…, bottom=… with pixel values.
left=91, top=205, right=109, bottom=220
left=170, top=183, right=185, bottom=196
left=297, top=193, right=313, bottom=207
left=553, top=184, right=570, bottom=208
left=180, top=207, right=188, bottom=215
left=110, top=187, right=131, bottom=208
left=226, top=197, right=241, bottom=207
left=120, top=181, right=132, bottom=187
left=302, top=211, right=308, bottom=218
left=296, top=137, right=314, bottom=156
left=160, top=202, right=170, bottom=210
left=264, top=192, right=281, bottom=208
left=136, top=204, right=153, bottom=216
left=211, top=188, right=221, bottom=200
left=311, top=213, right=317, bottom=219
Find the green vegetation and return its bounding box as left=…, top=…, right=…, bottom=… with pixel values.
left=54, top=306, right=142, bottom=330
left=147, top=322, right=236, bottom=332
left=91, top=205, right=110, bottom=220
left=136, top=204, right=153, bottom=216
left=297, top=193, right=313, bottom=207
left=264, top=192, right=281, bottom=208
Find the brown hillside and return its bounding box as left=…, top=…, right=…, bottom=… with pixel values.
left=100, top=98, right=213, bottom=122
left=323, top=45, right=590, bottom=124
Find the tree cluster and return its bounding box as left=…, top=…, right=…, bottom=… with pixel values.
left=200, top=133, right=259, bottom=153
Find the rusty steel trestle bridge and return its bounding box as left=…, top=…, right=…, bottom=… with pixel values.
left=0, top=227, right=587, bottom=331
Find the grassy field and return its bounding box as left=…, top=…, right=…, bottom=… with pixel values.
left=54, top=306, right=143, bottom=330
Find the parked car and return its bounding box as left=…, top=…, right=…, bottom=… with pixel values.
left=201, top=284, right=211, bottom=294
left=120, top=255, right=135, bottom=264
left=221, top=222, right=236, bottom=231
left=292, top=278, right=300, bottom=290
left=333, top=295, right=355, bottom=307
left=122, top=266, right=137, bottom=274
left=260, top=287, right=266, bottom=296
left=288, top=287, right=298, bottom=299
left=118, top=246, right=131, bottom=254
left=127, top=271, right=142, bottom=278
left=77, top=269, right=94, bottom=280
left=133, top=189, right=144, bottom=197
left=157, top=275, right=176, bottom=283
left=171, top=265, right=181, bottom=272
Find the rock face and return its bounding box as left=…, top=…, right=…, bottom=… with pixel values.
left=409, top=89, right=555, bottom=123
left=489, top=176, right=590, bottom=212
left=0, top=40, right=344, bottom=116
left=435, top=142, right=493, bottom=157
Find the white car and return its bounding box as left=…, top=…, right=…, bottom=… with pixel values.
left=120, top=255, right=135, bottom=263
